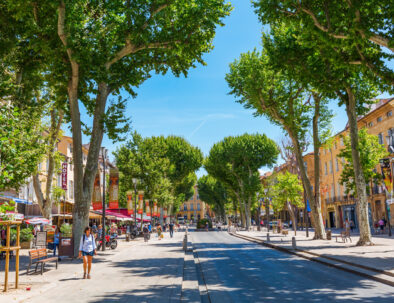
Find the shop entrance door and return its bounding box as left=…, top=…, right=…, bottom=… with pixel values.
left=329, top=212, right=336, bottom=228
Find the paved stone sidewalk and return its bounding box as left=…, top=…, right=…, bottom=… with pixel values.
left=237, top=229, right=394, bottom=275
left=0, top=231, right=185, bottom=303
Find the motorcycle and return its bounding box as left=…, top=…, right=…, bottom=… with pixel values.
left=97, top=234, right=118, bottom=250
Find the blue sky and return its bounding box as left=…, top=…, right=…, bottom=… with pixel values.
left=71, top=0, right=392, bottom=177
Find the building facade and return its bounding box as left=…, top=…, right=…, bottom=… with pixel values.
left=318, top=98, right=394, bottom=228
left=177, top=185, right=208, bottom=221
left=263, top=98, right=394, bottom=229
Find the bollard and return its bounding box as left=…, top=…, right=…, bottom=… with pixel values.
left=183, top=234, right=188, bottom=252
left=267, top=233, right=270, bottom=242
left=292, top=236, right=296, bottom=249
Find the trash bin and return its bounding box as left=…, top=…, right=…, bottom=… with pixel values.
left=327, top=230, right=332, bottom=240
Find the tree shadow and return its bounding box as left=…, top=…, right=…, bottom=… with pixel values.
left=192, top=233, right=394, bottom=302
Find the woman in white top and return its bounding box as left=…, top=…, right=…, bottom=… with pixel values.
left=79, top=226, right=97, bottom=279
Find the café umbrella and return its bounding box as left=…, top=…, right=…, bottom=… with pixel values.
left=25, top=217, right=51, bottom=225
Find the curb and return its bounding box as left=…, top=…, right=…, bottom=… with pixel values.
left=229, top=232, right=394, bottom=287
left=181, top=232, right=202, bottom=303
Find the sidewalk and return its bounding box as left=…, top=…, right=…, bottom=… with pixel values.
left=235, top=229, right=394, bottom=276
left=0, top=231, right=186, bottom=303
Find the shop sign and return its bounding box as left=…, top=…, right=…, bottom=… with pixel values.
left=126, top=191, right=134, bottom=215
left=108, top=169, right=119, bottom=209
left=137, top=191, right=144, bottom=214
left=36, top=231, right=47, bottom=247
left=380, top=158, right=392, bottom=193
left=153, top=200, right=158, bottom=217
left=92, top=173, right=102, bottom=210
left=145, top=200, right=151, bottom=216
left=61, top=162, right=67, bottom=190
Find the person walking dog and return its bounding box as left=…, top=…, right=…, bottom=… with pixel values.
left=79, top=227, right=97, bottom=279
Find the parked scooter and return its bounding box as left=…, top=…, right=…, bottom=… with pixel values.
left=97, top=234, right=118, bottom=250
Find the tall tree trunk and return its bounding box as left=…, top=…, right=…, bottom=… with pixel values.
left=290, top=132, right=326, bottom=239
left=344, top=88, right=372, bottom=246
left=287, top=201, right=297, bottom=236
left=32, top=109, right=64, bottom=220
left=58, top=3, right=111, bottom=255
left=311, top=93, right=327, bottom=239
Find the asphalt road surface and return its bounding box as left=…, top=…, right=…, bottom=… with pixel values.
left=191, top=231, right=394, bottom=303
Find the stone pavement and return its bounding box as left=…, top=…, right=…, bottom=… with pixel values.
left=0, top=231, right=187, bottom=303
left=236, top=228, right=394, bottom=275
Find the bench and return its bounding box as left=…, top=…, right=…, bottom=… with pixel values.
left=27, top=248, right=58, bottom=275
left=340, top=230, right=352, bottom=243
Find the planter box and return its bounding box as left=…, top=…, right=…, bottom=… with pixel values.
left=20, top=241, right=32, bottom=249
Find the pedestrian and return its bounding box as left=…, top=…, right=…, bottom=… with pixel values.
left=78, top=227, right=97, bottom=279
left=53, top=229, right=60, bottom=256
left=157, top=225, right=162, bottom=239
left=344, top=218, right=350, bottom=235
left=379, top=218, right=385, bottom=233
left=169, top=221, right=174, bottom=238
left=148, top=223, right=152, bottom=233
left=92, top=223, right=97, bottom=235
left=143, top=225, right=150, bottom=242
left=350, top=220, right=354, bottom=232
left=205, top=222, right=209, bottom=231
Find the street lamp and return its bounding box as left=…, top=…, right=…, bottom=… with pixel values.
left=132, top=178, right=138, bottom=227
left=264, top=188, right=269, bottom=232
left=256, top=192, right=261, bottom=231
left=100, top=147, right=108, bottom=251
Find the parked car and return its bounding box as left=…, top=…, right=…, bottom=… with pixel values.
left=269, top=221, right=289, bottom=229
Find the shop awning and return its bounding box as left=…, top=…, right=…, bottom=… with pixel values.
left=0, top=195, right=33, bottom=205
left=92, top=210, right=126, bottom=221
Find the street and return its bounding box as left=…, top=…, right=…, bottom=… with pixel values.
left=192, top=231, right=394, bottom=303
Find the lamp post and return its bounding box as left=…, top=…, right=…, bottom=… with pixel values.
left=256, top=192, right=261, bottom=231
left=264, top=188, right=269, bottom=232
left=132, top=178, right=138, bottom=227
left=101, top=147, right=107, bottom=251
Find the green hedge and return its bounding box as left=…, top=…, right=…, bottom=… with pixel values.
left=197, top=219, right=212, bottom=229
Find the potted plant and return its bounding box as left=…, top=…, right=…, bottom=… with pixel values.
left=20, top=228, right=34, bottom=249
left=0, top=200, right=16, bottom=221
left=60, top=223, right=72, bottom=237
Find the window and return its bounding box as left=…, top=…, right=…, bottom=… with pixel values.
left=197, top=203, right=200, bottom=211
left=377, top=116, right=382, bottom=123
left=325, top=163, right=328, bottom=175
left=337, top=183, right=341, bottom=197
left=378, top=133, right=384, bottom=145
left=38, top=162, right=42, bottom=171
left=304, top=161, right=307, bottom=169
left=334, top=142, right=337, bottom=150
left=190, top=204, right=194, bottom=211
left=329, top=160, right=333, bottom=173
left=335, top=158, right=339, bottom=171
left=368, top=122, right=373, bottom=127
left=57, top=174, right=62, bottom=187
left=196, top=194, right=200, bottom=200
left=331, top=185, right=335, bottom=199
left=340, top=137, right=344, bottom=146
left=69, top=144, right=73, bottom=155
left=387, top=111, right=392, bottom=117
left=183, top=204, right=187, bottom=211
